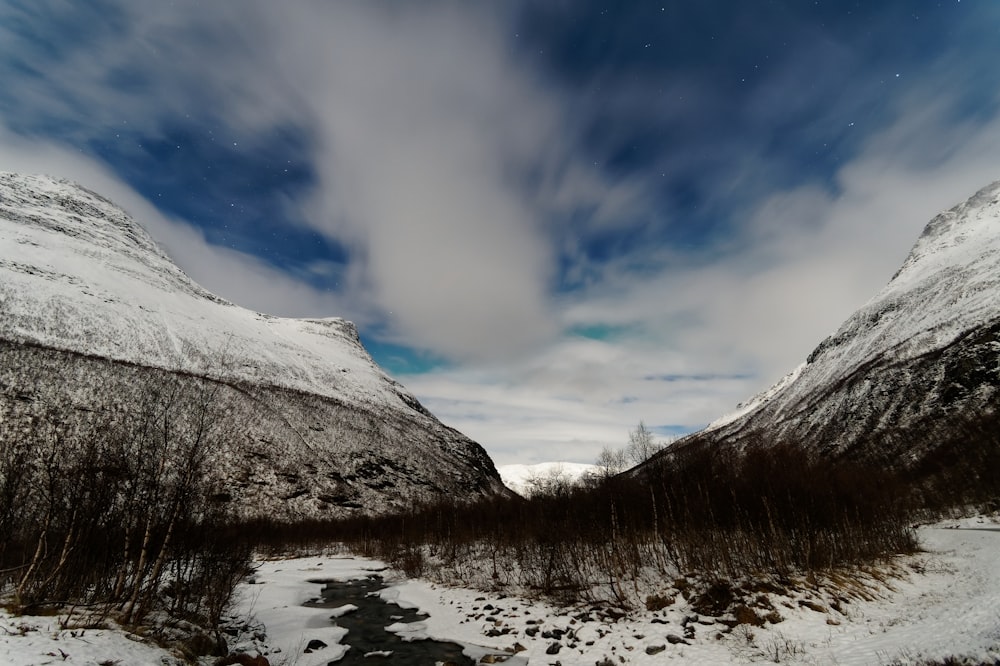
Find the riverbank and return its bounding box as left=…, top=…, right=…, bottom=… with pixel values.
left=1, top=517, right=998, bottom=664
left=229, top=515, right=1000, bottom=665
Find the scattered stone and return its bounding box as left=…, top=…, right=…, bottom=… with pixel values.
left=666, top=634, right=689, bottom=645
left=645, top=644, right=667, bottom=656
left=546, top=642, right=562, bottom=655
left=214, top=654, right=269, bottom=666
left=645, top=593, right=674, bottom=611
left=184, top=632, right=226, bottom=657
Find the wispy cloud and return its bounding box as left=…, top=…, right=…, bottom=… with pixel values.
left=0, top=125, right=367, bottom=323
left=411, top=97, right=1000, bottom=464
left=2, top=2, right=999, bottom=465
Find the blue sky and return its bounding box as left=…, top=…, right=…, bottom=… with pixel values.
left=3, top=1, right=1000, bottom=464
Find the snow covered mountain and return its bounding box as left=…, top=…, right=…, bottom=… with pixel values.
left=0, top=172, right=508, bottom=519
left=498, top=462, right=598, bottom=496
left=682, top=180, right=1000, bottom=465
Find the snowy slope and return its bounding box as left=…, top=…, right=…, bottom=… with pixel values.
left=0, top=172, right=508, bottom=517
left=0, top=172, right=416, bottom=409
left=690, top=180, right=1000, bottom=462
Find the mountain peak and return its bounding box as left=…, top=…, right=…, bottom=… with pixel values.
left=0, top=172, right=507, bottom=518
left=0, top=172, right=401, bottom=405
left=683, top=180, right=1000, bottom=464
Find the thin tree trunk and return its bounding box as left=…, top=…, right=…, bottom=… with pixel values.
left=112, top=528, right=133, bottom=601
left=38, top=516, right=77, bottom=597
left=135, top=502, right=180, bottom=623
left=15, top=511, right=51, bottom=605
left=122, top=515, right=156, bottom=624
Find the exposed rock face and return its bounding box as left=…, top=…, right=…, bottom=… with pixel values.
left=0, top=172, right=508, bottom=519
left=681, top=180, right=1000, bottom=465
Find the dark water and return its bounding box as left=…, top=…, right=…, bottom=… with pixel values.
left=305, top=574, right=475, bottom=665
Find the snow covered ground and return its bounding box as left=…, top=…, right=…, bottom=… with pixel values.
left=0, top=612, right=187, bottom=666
left=2, top=517, right=998, bottom=665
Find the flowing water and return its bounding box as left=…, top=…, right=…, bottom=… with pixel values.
left=305, top=574, right=475, bottom=665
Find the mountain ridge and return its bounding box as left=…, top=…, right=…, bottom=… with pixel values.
left=680, top=179, right=1000, bottom=464
left=0, top=172, right=509, bottom=519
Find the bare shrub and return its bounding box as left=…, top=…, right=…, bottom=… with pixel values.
left=0, top=344, right=252, bottom=631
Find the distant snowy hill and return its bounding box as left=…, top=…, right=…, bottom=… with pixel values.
left=0, top=172, right=509, bottom=518
left=499, top=462, right=598, bottom=496
left=680, top=180, right=1000, bottom=465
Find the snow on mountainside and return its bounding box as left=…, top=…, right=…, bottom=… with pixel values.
left=0, top=172, right=416, bottom=410
left=499, top=462, right=598, bottom=496
left=0, top=172, right=508, bottom=518
left=687, top=180, right=1000, bottom=462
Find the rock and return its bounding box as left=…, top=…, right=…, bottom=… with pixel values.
left=646, top=644, right=667, bottom=656
left=666, top=634, right=689, bottom=645
left=604, top=608, right=627, bottom=621
left=184, top=632, right=226, bottom=657
left=546, top=642, right=562, bottom=655
left=213, top=654, right=269, bottom=666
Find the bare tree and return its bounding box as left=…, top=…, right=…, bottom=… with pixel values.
left=594, top=446, right=628, bottom=479
left=521, top=464, right=576, bottom=498
left=625, top=421, right=660, bottom=466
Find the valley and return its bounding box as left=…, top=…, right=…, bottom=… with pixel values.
left=0, top=172, right=998, bottom=665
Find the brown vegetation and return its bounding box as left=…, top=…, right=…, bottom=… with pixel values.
left=246, top=440, right=921, bottom=609
left=0, top=371, right=252, bottom=639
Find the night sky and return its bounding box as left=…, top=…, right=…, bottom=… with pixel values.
left=3, top=1, right=1000, bottom=464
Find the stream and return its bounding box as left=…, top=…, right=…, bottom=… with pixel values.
left=304, top=574, right=476, bottom=665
